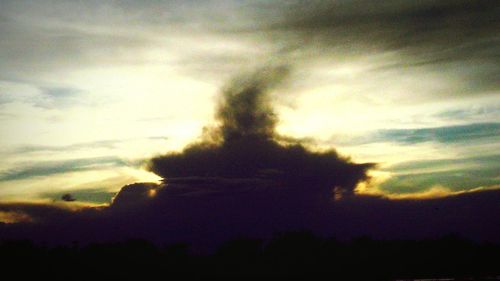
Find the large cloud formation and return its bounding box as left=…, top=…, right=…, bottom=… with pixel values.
left=147, top=65, right=372, bottom=199
left=101, top=65, right=374, bottom=246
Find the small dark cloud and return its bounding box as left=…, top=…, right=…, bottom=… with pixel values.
left=61, top=193, right=76, bottom=202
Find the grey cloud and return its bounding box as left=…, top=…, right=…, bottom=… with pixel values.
left=8, top=136, right=168, bottom=155
left=0, top=26, right=156, bottom=78
left=9, top=140, right=120, bottom=154
left=0, top=156, right=129, bottom=181
left=336, top=123, right=500, bottom=145
left=254, top=0, right=499, bottom=55
left=0, top=6, right=163, bottom=83
left=3, top=0, right=497, bottom=99
left=382, top=123, right=499, bottom=144
left=435, top=105, right=500, bottom=122
left=234, top=0, right=500, bottom=97
left=377, top=123, right=500, bottom=144
left=33, top=87, right=88, bottom=109
left=0, top=83, right=96, bottom=110
left=154, top=0, right=500, bottom=98
left=388, top=154, right=500, bottom=173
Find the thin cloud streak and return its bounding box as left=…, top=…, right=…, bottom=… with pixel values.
left=0, top=157, right=131, bottom=181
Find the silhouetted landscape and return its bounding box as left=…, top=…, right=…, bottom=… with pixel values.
left=2, top=232, right=499, bottom=280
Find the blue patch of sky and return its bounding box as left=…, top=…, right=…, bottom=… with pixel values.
left=380, top=154, right=500, bottom=194
left=338, top=122, right=500, bottom=146
left=42, top=188, right=116, bottom=204
left=380, top=166, right=499, bottom=194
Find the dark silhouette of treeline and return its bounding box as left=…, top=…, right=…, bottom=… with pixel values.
left=1, top=232, right=499, bottom=280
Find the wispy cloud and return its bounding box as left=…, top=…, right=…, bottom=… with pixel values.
left=376, top=154, right=500, bottom=195
left=5, top=136, right=169, bottom=155
left=376, top=123, right=500, bottom=144
left=335, top=123, right=500, bottom=145
left=33, top=87, right=88, bottom=109
left=0, top=156, right=131, bottom=181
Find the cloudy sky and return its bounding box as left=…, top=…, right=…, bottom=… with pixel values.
left=0, top=0, right=499, bottom=206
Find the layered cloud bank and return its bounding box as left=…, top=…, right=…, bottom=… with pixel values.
left=1, top=187, right=499, bottom=249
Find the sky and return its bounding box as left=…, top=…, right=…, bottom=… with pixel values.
left=0, top=0, right=499, bottom=240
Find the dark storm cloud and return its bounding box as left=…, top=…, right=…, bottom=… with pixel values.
left=148, top=65, right=373, bottom=197
left=96, top=64, right=376, bottom=246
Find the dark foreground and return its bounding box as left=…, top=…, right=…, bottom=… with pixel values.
left=1, top=232, right=499, bottom=280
